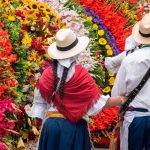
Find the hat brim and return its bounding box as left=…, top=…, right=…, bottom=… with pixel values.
left=132, top=22, right=150, bottom=45
left=48, top=36, right=89, bottom=59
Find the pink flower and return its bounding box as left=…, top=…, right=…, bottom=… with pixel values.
left=0, top=142, right=7, bottom=150
left=6, top=120, right=15, bottom=129
left=0, top=113, right=5, bottom=122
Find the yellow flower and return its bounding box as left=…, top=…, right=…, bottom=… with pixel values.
left=44, top=53, right=51, bottom=60
left=8, top=15, right=15, bottom=21
left=102, top=86, right=111, bottom=93
left=42, top=15, right=50, bottom=22
left=109, top=73, right=115, bottom=77
left=38, top=3, right=48, bottom=11
left=27, top=71, right=32, bottom=76
left=106, top=49, right=113, bottom=56
left=105, top=44, right=111, bottom=49
left=109, top=77, right=115, bottom=85
left=29, top=1, right=38, bottom=10
left=25, top=61, right=31, bottom=67
left=93, top=24, right=98, bottom=30
left=99, top=38, right=107, bottom=45
left=17, top=137, right=25, bottom=149
left=86, top=16, right=92, bottom=22
left=21, top=0, right=30, bottom=6
left=54, top=17, right=61, bottom=28
left=98, top=30, right=104, bottom=36
left=22, top=32, right=32, bottom=47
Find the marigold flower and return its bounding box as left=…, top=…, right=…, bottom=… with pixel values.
left=99, top=38, right=107, bottom=45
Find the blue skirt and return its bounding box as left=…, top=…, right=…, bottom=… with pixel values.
left=38, top=118, right=91, bottom=150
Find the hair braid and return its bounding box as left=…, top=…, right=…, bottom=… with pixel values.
left=52, top=60, right=58, bottom=101
left=59, top=67, right=69, bottom=102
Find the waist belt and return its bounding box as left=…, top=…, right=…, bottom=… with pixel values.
left=45, top=112, right=65, bottom=119
left=127, top=107, right=148, bottom=112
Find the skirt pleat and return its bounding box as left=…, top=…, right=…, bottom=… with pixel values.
left=38, top=118, right=91, bottom=150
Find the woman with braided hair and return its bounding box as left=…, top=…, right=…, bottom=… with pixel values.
left=29, top=28, right=127, bottom=150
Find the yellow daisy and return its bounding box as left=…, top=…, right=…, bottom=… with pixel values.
left=98, top=30, right=104, bottom=36
left=93, top=24, right=98, bottom=30
left=106, top=49, right=113, bottom=56
left=86, top=16, right=92, bottom=22
left=102, top=86, right=111, bottom=93
left=105, top=44, right=111, bottom=49
left=99, top=38, right=107, bottom=45
left=109, top=77, right=115, bottom=85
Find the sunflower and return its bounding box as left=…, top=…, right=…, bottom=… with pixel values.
left=99, top=38, right=107, bottom=45
left=42, top=15, right=50, bottom=22
left=53, top=17, right=61, bottom=28
left=29, top=1, right=38, bottom=10
left=21, top=0, right=30, bottom=6
left=38, top=3, right=48, bottom=11
left=43, top=8, right=54, bottom=15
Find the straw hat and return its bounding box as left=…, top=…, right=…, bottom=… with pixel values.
left=48, top=28, right=89, bottom=59
left=132, top=13, right=150, bottom=44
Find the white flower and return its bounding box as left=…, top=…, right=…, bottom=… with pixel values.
left=22, top=84, right=30, bottom=93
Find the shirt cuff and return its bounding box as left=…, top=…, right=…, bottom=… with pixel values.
left=87, top=95, right=110, bottom=116
left=29, top=103, right=47, bottom=120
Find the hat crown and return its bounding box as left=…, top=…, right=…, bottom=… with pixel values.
left=56, top=29, right=76, bottom=47
left=139, top=13, right=150, bottom=34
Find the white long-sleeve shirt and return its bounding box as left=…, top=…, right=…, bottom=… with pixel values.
left=111, top=46, right=150, bottom=150
left=29, top=63, right=109, bottom=120
left=111, top=46, right=150, bottom=110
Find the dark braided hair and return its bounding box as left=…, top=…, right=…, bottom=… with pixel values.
left=59, top=67, right=69, bottom=102
left=52, top=59, right=58, bottom=102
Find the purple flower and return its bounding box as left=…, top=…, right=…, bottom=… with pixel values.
left=86, top=8, right=120, bottom=55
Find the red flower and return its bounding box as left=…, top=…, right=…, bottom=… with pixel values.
left=0, top=142, right=7, bottom=150
left=0, top=113, right=5, bottom=122
left=6, top=120, right=15, bottom=129
left=15, top=10, right=25, bottom=19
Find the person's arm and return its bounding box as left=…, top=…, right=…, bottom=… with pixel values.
left=29, top=88, right=49, bottom=120
left=105, top=96, right=127, bottom=107
left=105, top=51, right=126, bottom=74
left=87, top=95, right=127, bottom=116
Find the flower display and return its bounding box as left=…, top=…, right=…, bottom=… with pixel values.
left=0, top=0, right=146, bottom=148
left=0, top=0, right=62, bottom=148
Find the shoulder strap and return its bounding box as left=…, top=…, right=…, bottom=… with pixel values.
left=119, top=67, right=150, bottom=117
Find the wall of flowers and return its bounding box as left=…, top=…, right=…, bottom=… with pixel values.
left=0, top=0, right=148, bottom=149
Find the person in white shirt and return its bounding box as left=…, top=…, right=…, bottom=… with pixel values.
left=105, top=35, right=140, bottom=74
left=29, top=28, right=127, bottom=150
left=111, top=13, right=150, bottom=150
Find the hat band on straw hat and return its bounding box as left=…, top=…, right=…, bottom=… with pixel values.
left=57, top=38, right=79, bottom=51
left=139, top=31, right=150, bottom=38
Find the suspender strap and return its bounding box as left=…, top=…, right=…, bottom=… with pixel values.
left=119, top=67, right=150, bottom=117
